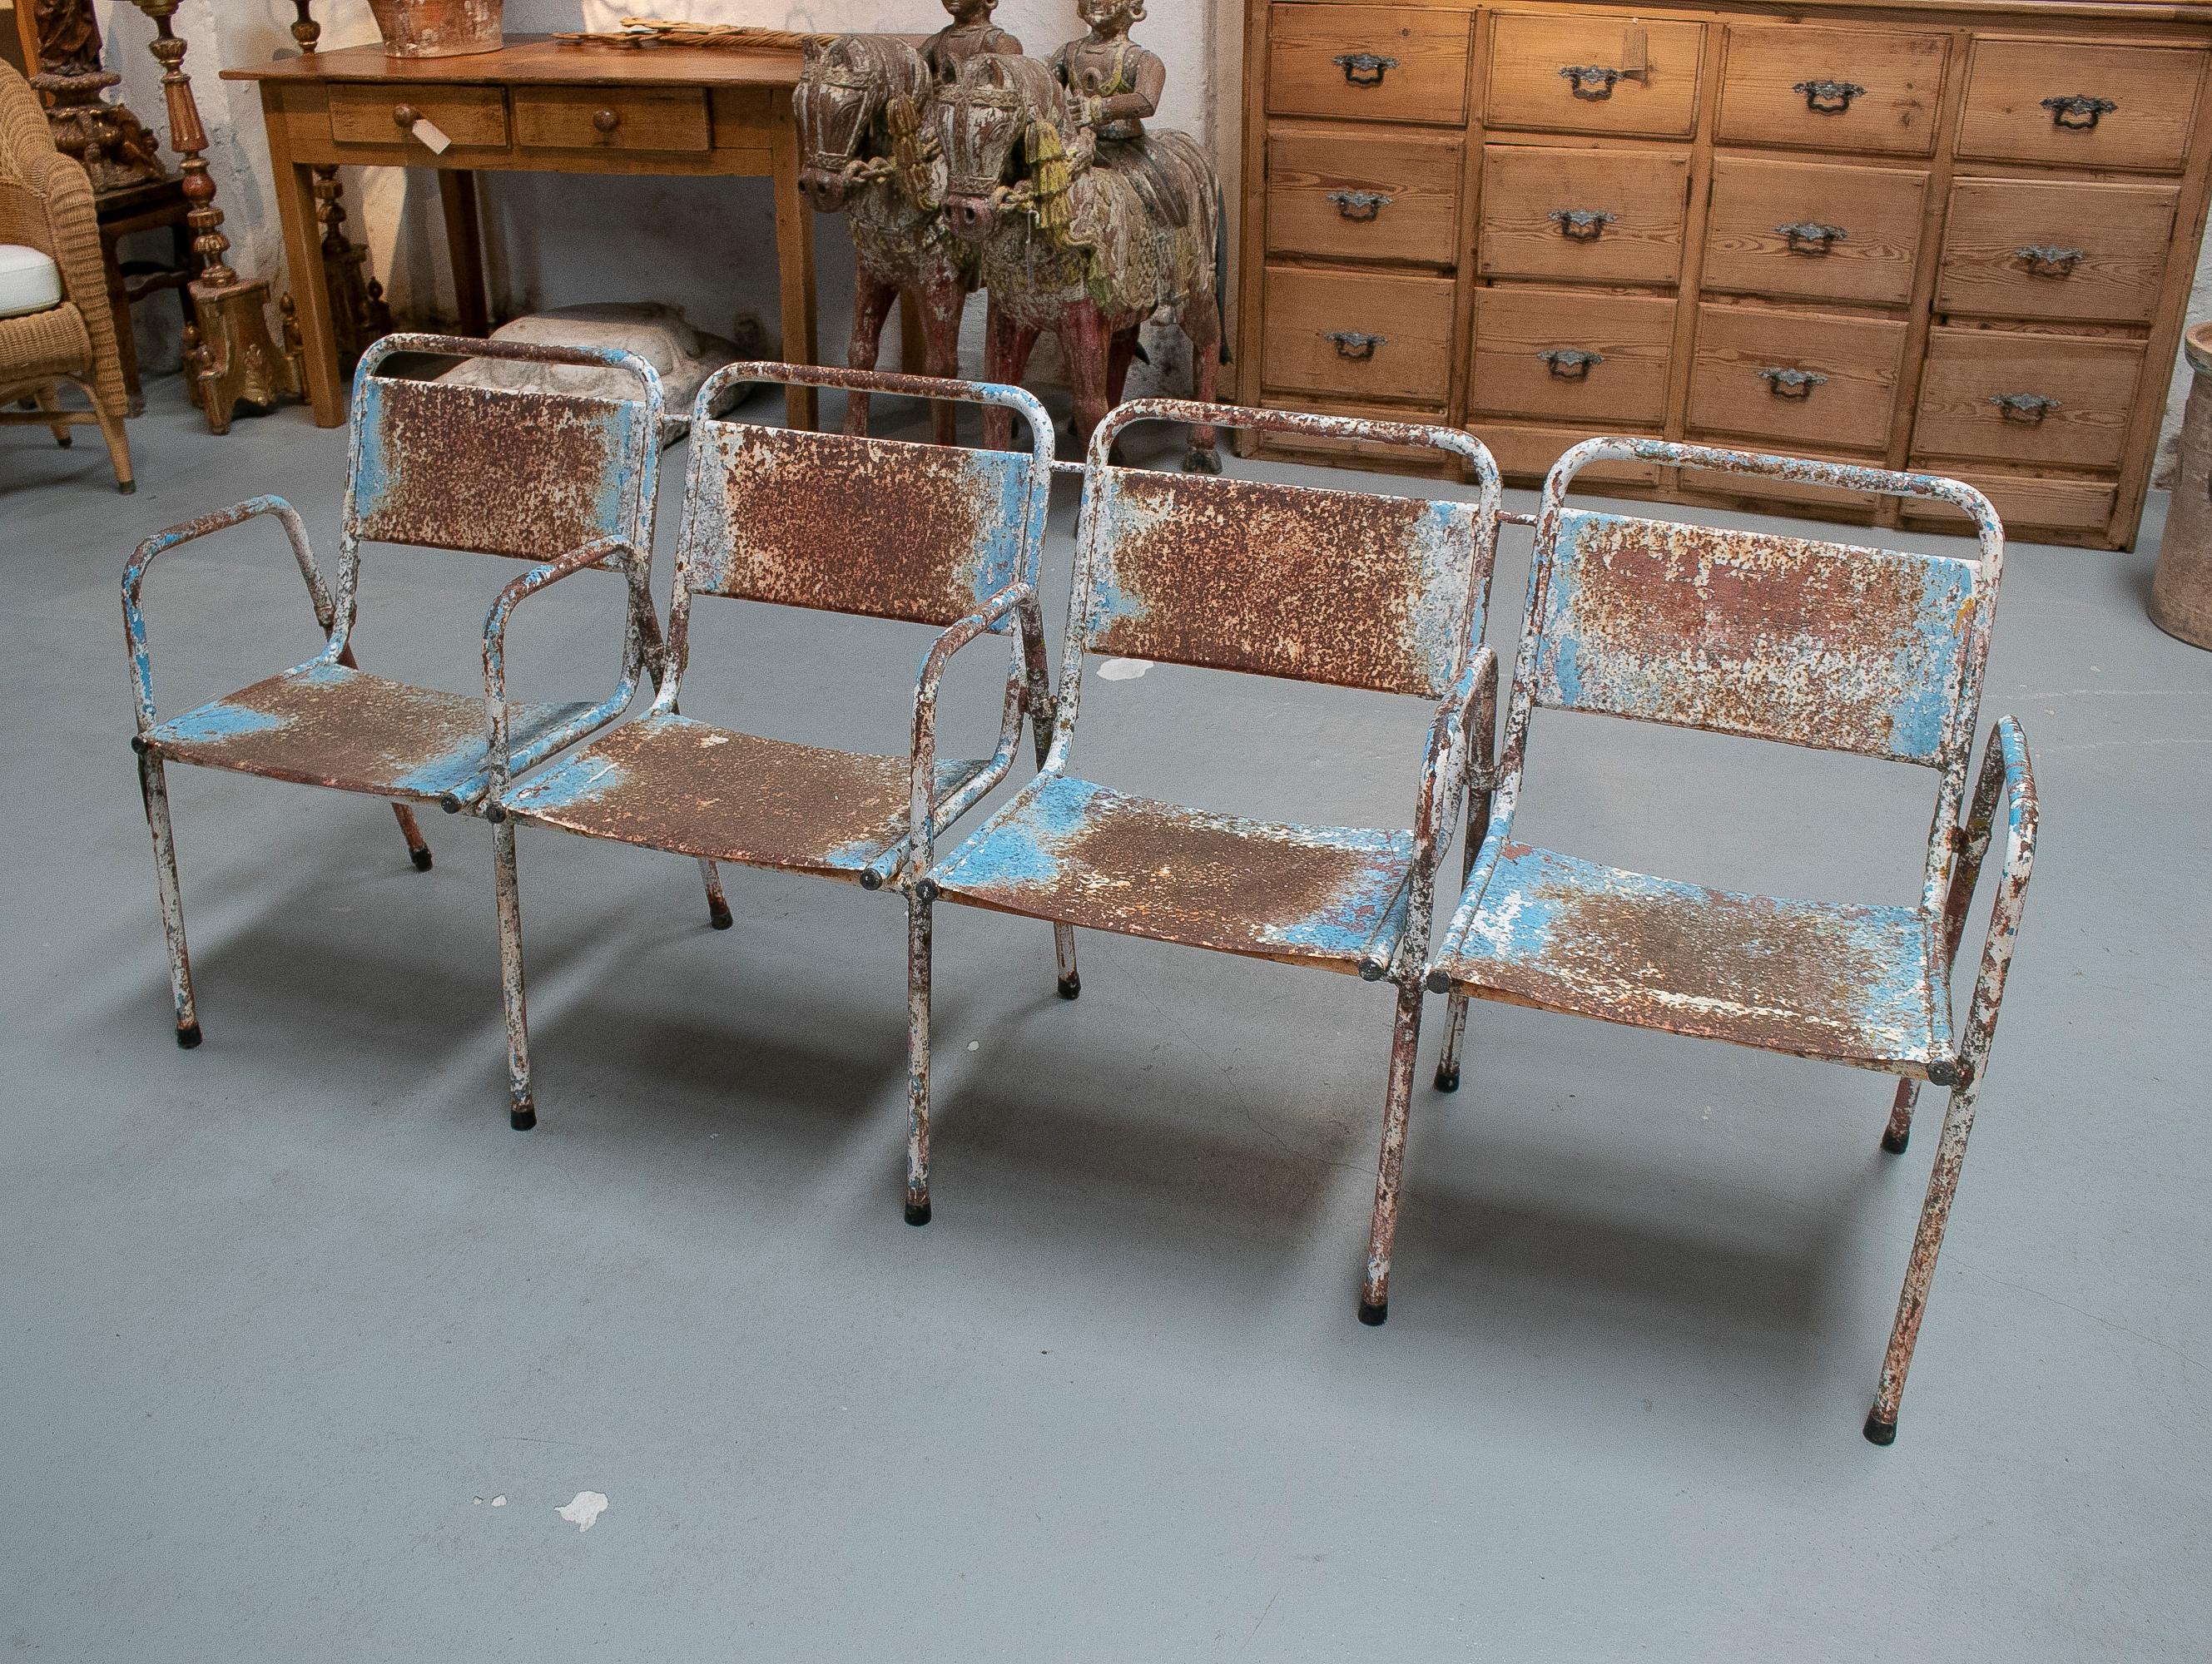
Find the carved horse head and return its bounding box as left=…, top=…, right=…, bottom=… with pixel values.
left=795, top=34, right=930, bottom=214
left=938, top=52, right=1073, bottom=245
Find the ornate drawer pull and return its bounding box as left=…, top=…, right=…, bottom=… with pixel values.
left=1549, top=207, right=1619, bottom=240
left=1777, top=220, right=1847, bottom=255
left=1327, top=189, right=1392, bottom=220
left=592, top=107, right=622, bottom=136
left=2041, top=93, right=2117, bottom=130
left=1324, top=329, right=1386, bottom=360
left=392, top=103, right=422, bottom=129
left=1539, top=347, right=1604, bottom=379
left=1990, top=392, right=2062, bottom=423
left=1758, top=367, right=1828, bottom=399
left=2016, top=243, right=2086, bottom=277
left=1560, top=64, right=1623, bottom=100
left=1333, top=52, right=1398, bottom=87
left=1793, top=77, right=1867, bottom=113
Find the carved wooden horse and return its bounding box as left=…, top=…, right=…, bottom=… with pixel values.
left=795, top=35, right=975, bottom=443
left=936, top=52, right=1223, bottom=471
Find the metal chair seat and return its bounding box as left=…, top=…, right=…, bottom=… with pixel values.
left=501, top=712, right=992, bottom=880
left=1429, top=841, right=1956, bottom=1079
left=148, top=661, right=598, bottom=810
left=930, top=774, right=1418, bottom=972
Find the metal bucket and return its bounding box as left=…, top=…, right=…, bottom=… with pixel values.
left=367, top=0, right=503, bottom=58
left=2151, top=320, right=2212, bottom=651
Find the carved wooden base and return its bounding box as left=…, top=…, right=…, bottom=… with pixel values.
left=183, top=277, right=304, bottom=435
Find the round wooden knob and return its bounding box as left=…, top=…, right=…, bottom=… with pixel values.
left=392, top=103, right=420, bottom=129
left=593, top=107, right=621, bottom=134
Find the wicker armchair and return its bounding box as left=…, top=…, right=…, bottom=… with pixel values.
left=1, top=62, right=133, bottom=492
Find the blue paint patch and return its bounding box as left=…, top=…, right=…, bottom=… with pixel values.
left=1267, top=830, right=1416, bottom=958
left=156, top=701, right=290, bottom=745
left=389, top=734, right=495, bottom=799
left=350, top=380, right=396, bottom=522
left=932, top=775, right=1107, bottom=894
left=507, top=749, right=627, bottom=815
left=823, top=758, right=993, bottom=872
left=1882, top=558, right=1976, bottom=763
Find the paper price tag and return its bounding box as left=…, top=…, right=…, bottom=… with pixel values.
left=410, top=116, right=453, bottom=155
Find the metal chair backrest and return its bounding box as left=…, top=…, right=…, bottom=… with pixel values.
left=1505, top=438, right=2006, bottom=909
left=658, top=363, right=1054, bottom=708
left=1049, top=400, right=1500, bottom=770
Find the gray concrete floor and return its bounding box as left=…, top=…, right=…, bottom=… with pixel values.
left=3, top=374, right=2209, bottom=1662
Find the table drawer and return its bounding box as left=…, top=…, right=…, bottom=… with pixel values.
left=1267, top=4, right=1472, bottom=126
left=1716, top=26, right=1949, bottom=157
left=1911, top=328, right=2144, bottom=468
left=1957, top=39, right=2206, bottom=173
left=330, top=83, right=508, bottom=150
left=1468, top=286, right=1674, bottom=424
left=1485, top=13, right=1704, bottom=138
left=1897, top=472, right=2117, bottom=536
left=1267, top=129, right=1463, bottom=267
left=1477, top=144, right=1689, bottom=286
left=1467, top=418, right=1664, bottom=487
left=1685, top=304, right=1907, bottom=453
left=1262, top=265, right=1457, bottom=404
left=1937, top=178, right=2178, bottom=324
left=514, top=87, right=711, bottom=152
left=1702, top=156, right=1927, bottom=307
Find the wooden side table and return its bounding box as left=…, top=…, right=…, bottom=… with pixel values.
left=222, top=36, right=820, bottom=431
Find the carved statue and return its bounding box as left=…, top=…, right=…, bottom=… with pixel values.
left=921, top=0, right=1021, bottom=85
left=938, top=30, right=1223, bottom=471
left=795, top=33, right=978, bottom=444
left=24, top=0, right=166, bottom=195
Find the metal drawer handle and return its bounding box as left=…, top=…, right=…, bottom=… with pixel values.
left=1549, top=207, right=1619, bottom=240
left=2042, top=93, right=2117, bottom=130
left=1539, top=347, right=1604, bottom=379
left=392, top=103, right=422, bottom=130
left=1327, top=189, right=1393, bottom=220
left=1560, top=63, right=1623, bottom=100
left=1758, top=366, right=1828, bottom=399
left=1324, top=329, right=1386, bottom=360
left=1990, top=392, right=2062, bottom=423
left=2016, top=243, right=2085, bottom=277
left=1333, top=52, right=1398, bottom=87
left=592, top=107, right=622, bottom=136
left=1777, top=220, right=1847, bottom=255
left=1793, top=77, right=1866, bottom=114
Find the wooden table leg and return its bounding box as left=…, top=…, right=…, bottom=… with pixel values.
left=100, top=223, right=146, bottom=416
left=768, top=94, right=818, bottom=431
left=439, top=170, right=492, bottom=339
left=265, top=87, right=345, bottom=427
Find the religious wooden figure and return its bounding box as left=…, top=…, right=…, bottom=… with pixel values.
left=921, top=0, right=1021, bottom=86
left=21, top=0, right=166, bottom=195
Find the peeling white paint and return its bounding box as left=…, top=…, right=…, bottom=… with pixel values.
left=1099, top=659, right=1152, bottom=681
left=557, top=1491, right=608, bottom=1533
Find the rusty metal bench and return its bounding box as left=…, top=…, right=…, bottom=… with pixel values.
left=123, top=334, right=683, bottom=1049
left=910, top=399, right=1501, bottom=1244
left=1421, top=438, right=2039, bottom=1445
left=488, top=364, right=1063, bottom=1133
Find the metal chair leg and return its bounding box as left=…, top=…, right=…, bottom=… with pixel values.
left=698, top=858, right=732, bottom=929
left=905, top=890, right=934, bottom=1225
left=493, top=817, right=537, bottom=1131
left=1434, top=991, right=1469, bottom=1092
left=1866, top=1070, right=1985, bottom=1444
left=1360, top=978, right=1428, bottom=1325
left=389, top=802, right=433, bottom=870
left=1053, top=923, right=1079, bottom=1000
left=1882, top=1080, right=1917, bottom=1154
left=136, top=750, right=201, bottom=1047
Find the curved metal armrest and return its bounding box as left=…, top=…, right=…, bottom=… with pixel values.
left=1416, top=645, right=1499, bottom=859
left=875, top=581, right=1039, bottom=891
left=479, top=535, right=649, bottom=805
left=121, top=496, right=332, bottom=736
left=1424, top=782, right=1524, bottom=992
left=1952, top=717, right=2038, bottom=1079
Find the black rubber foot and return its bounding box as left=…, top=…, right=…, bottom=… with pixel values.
left=1863, top=1410, right=1897, bottom=1447
left=1056, top=973, right=1081, bottom=1000
left=905, top=1200, right=932, bottom=1226
left=1881, top=1125, right=1910, bottom=1155
left=510, top=1102, right=537, bottom=1132
left=708, top=901, right=734, bottom=930
left=1434, top=1064, right=1460, bottom=1092
left=410, top=847, right=434, bottom=873
left=1357, top=1299, right=1388, bottom=1327
left=176, top=1022, right=202, bottom=1050
left=55, top=433, right=72, bottom=448
left=118, top=480, right=136, bottom=495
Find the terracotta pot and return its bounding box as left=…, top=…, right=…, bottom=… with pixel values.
left=367, top=0, right=503, bottom=58
left=2150, top=320, right=2212, bottom=651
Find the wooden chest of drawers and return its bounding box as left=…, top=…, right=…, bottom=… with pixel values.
left=1233, top=0, right=2212, bottom=549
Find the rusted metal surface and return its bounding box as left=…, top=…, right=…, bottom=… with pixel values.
left=489, top=363, right=1061, bottom=1138
left=503, top=713, right=991, bottom=878
left=122, top=335, right=669, bottom=1049
left=911, top=397, right=1503, bottom=1280
left=1421, top=436, right=2036, bottom=1443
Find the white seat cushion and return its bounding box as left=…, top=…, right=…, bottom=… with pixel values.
left=0, top=245, right=64, bottom=319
